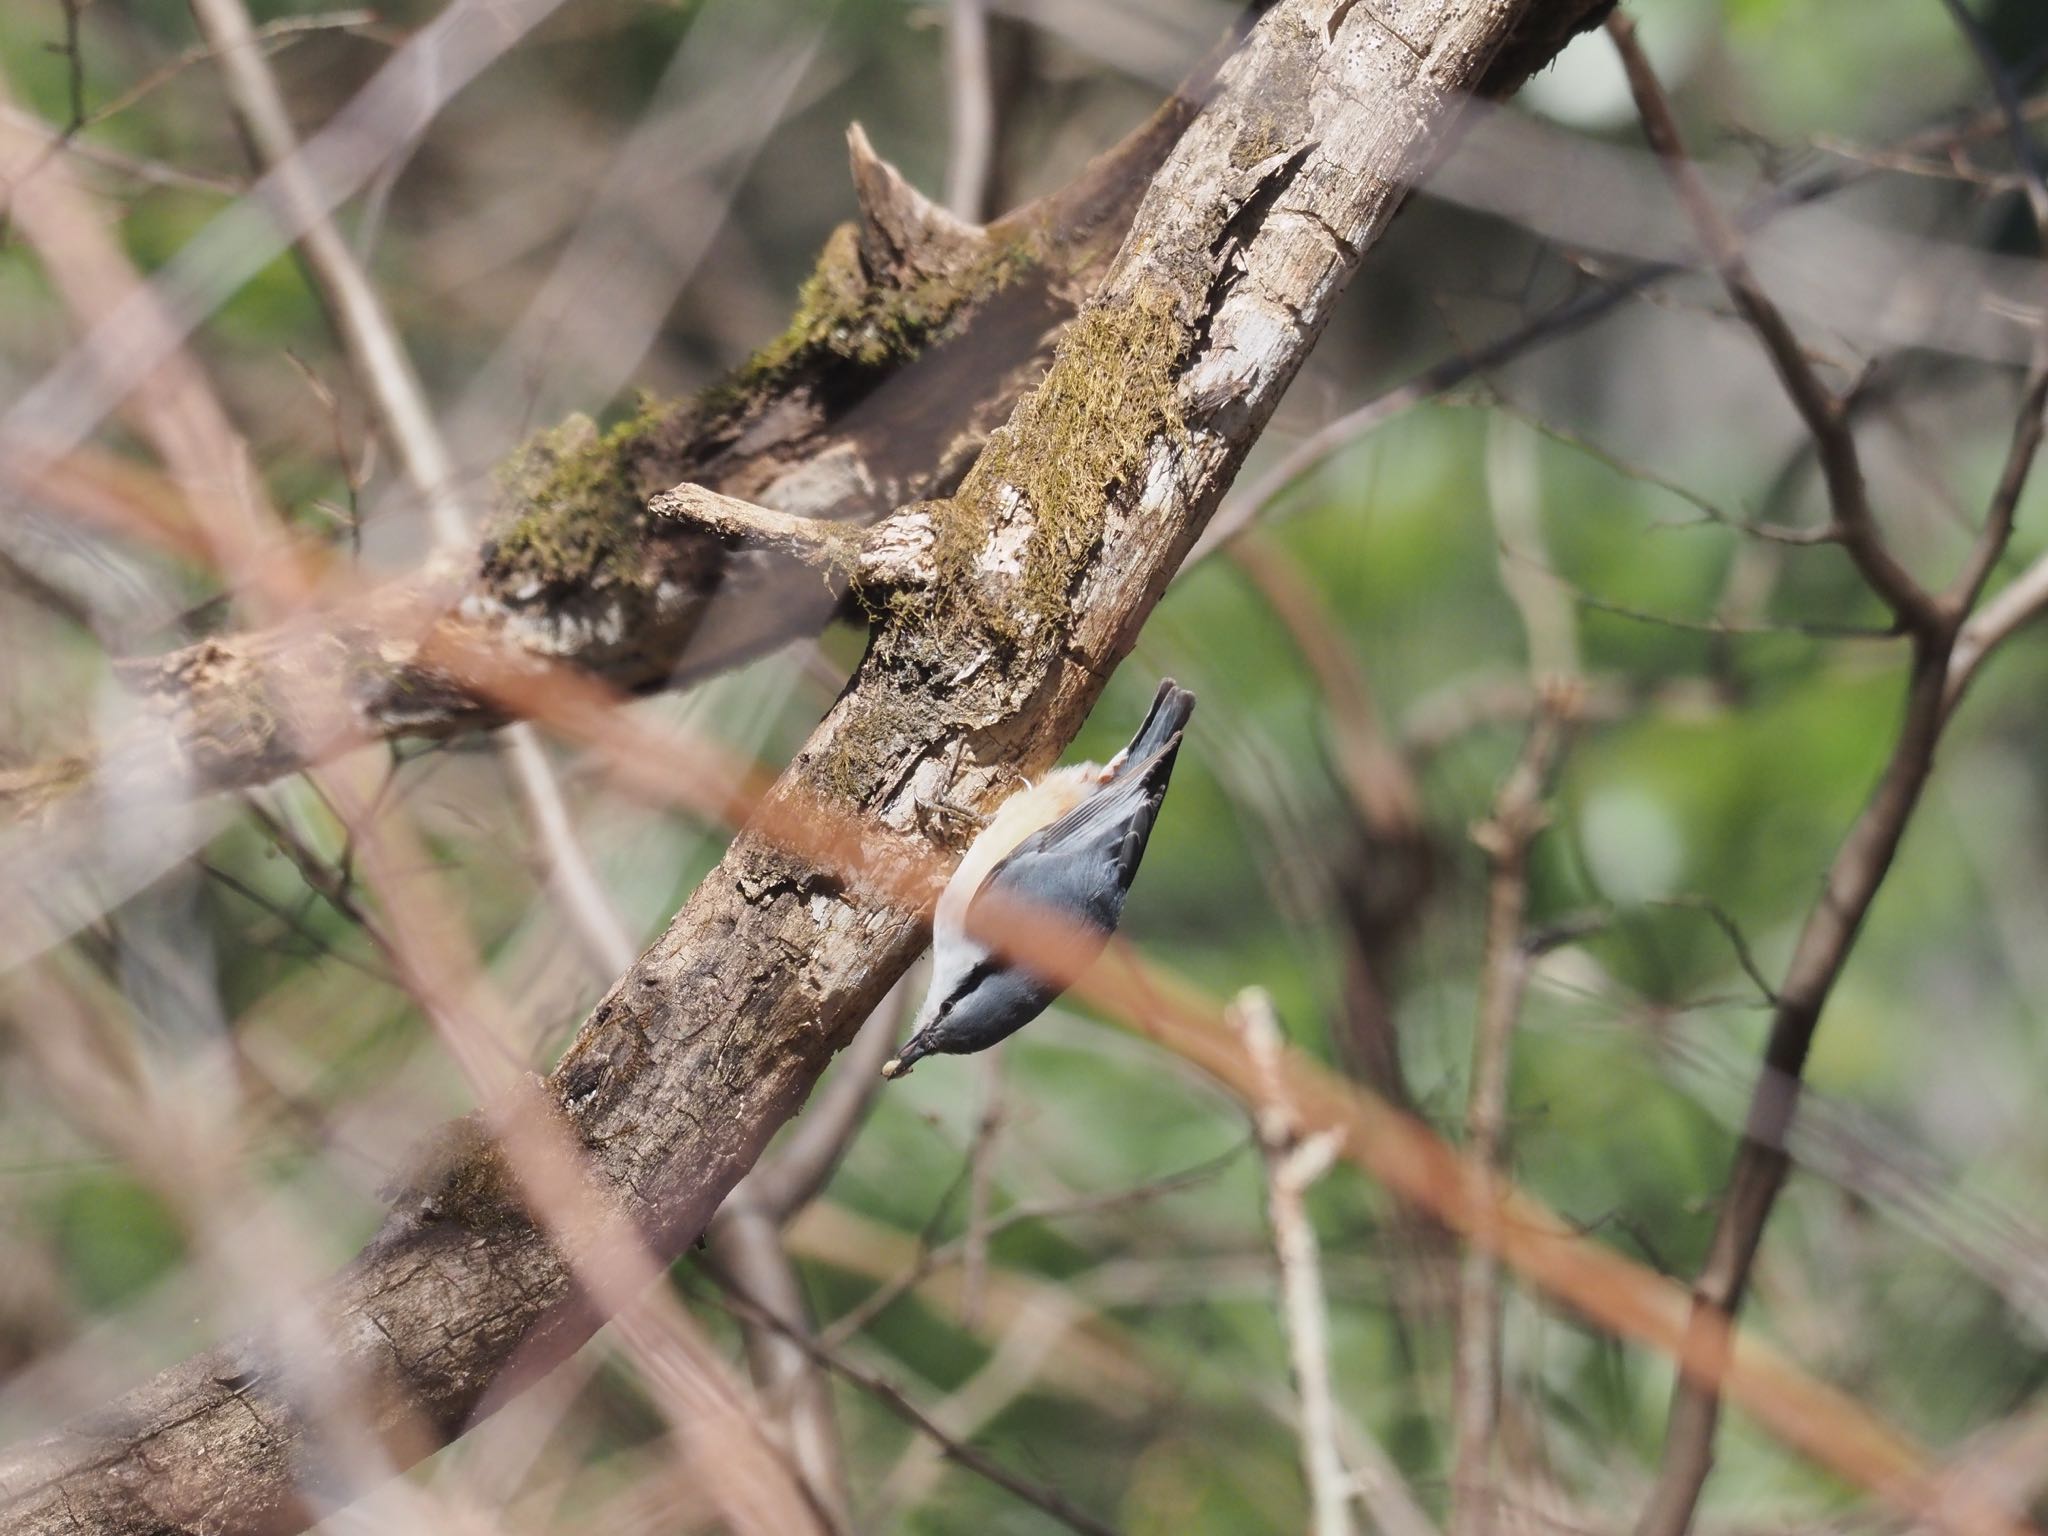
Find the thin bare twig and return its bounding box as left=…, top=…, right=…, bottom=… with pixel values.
left=187, top=0, right=460, bottom=546
left=704, top=979, right=912, bottom=1526
left=1937, top=4, right=2048, bottom=665
left=944, top=0, right=996, bottom=221
left=1480, top=392, right=1832, bottom=546
left=1486, top=413, right=1580, bottom=680
left=866, top=1291, right=1084, bottom=1524
left=1650, top=897, right=1780, bottom=1007
left=702, top=1205, right=854, bottom=1531
left=815, top=1140, right=1245, bottom=1351
left=187, top=0, right=640, bottom=990
left=0, top=103, right=246, bottom=194
left=1189, top=274, right=1657, bottom=564
left=1449, top=692, right=1570, bottom=1536
left=0, top=72, right=296, bottom=628
left=1607, top=9, right=1940, bottom=638
left=90, top=11, right=378, bottom=133
left=706, top=1282, right=1120, bottom=1536
left=1229, top=533, right=1425, bottom=839
left=960, top=1052, right=1005, bottom=1327
left=1936, top=0, right=2048, bottom=241
left=1944, top=369, right=2048, bottom=698
left=1232, top=987, right=1357, bottom=1536
left=1605, top=13, right=2048, bottom=1532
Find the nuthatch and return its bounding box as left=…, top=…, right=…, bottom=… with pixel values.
left=881, top=680, right=1195, bottom=1079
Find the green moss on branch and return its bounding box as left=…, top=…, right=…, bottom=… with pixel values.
left=480, top=218, right=1043, bottom=607
left=481, top=407, right=674, bottom=596
left=932, top=287, right=1190, bottom=642
left=712, top=222, right=1038, bottom=412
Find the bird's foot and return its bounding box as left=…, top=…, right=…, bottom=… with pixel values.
left=916, top=794, right=988, bottom=837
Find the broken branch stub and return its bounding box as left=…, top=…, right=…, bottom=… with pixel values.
left=647, top=482, right=937, bottom=593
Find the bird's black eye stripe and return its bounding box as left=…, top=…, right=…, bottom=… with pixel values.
left=937, top=959, right=999, bottom=1019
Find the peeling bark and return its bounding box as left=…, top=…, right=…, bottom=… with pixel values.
left=0, top=3, right=1611, bottom=1531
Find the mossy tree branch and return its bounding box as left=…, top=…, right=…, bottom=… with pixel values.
left=4, top=82, right=1216, bottom=832
left=5, top=4, right=1609, bottom=831
left=0, top=2, right=1613, bottom=1532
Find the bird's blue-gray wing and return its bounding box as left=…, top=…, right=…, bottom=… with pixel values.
left=883, top=714, right=1191, bottom=1076
left=973, top=732, right=1184, bottom=942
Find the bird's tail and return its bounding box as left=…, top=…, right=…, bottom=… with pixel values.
left=1114, top=679, right=1196, bottom=779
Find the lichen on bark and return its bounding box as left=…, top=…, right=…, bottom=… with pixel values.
left=808, top=286, right=1191, bottom=808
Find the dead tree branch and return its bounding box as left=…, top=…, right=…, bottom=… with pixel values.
left=3, top=6, right=1607, bottom=827
left=1235, top=986, right=1361, bottom=1536
left=1606, top=9, right=1939, bottom=638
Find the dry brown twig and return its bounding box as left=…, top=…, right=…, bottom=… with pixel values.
left=1936, top=0, right=2048, bottom=243
left=1445, top=418, right=1584, bottom=1533
left=944, top=0, right=998, bottom=223
left=185, top=0, right=639, bottom=989
left=711, top=1282, right=1118, bottom=1536
left=1449, top=686, right=1573, bottom=1536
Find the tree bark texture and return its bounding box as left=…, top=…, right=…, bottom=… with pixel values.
left=0, top=2, right=1610, bottom=1531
